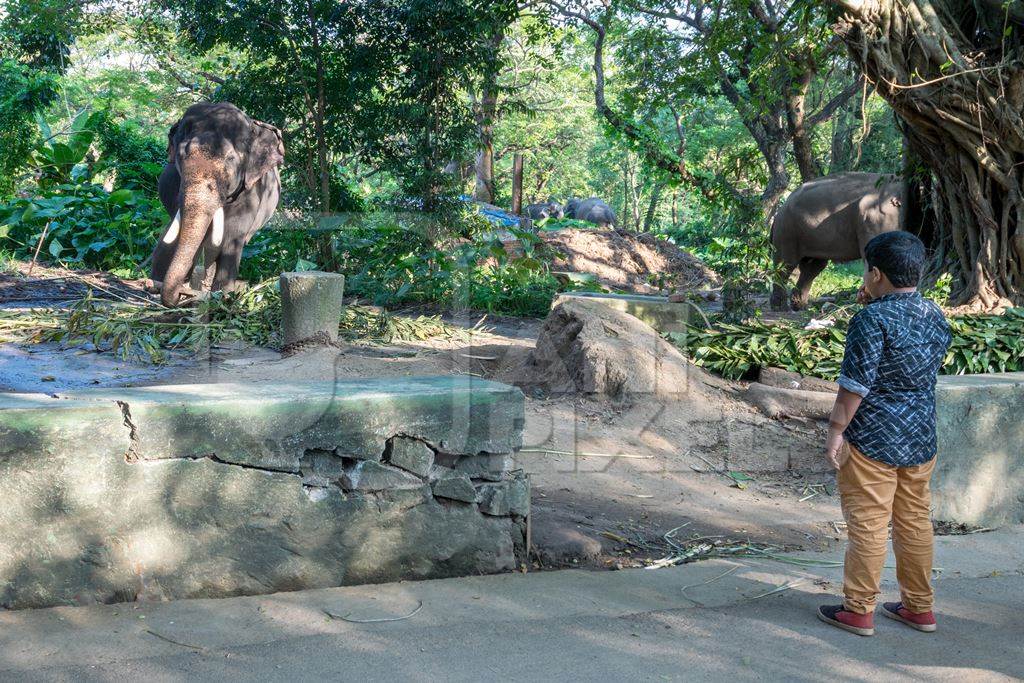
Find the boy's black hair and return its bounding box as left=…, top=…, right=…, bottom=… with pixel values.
left=864, top=231, right=926, bottom=288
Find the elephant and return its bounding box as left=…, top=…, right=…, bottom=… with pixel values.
left=523, top=201, right=564, bottom=221
left=770, top=172, right=904, bottom=311
left=563, top=197, right=581, bottom=218
left=150, top=102, right=284, bottom=307
left=573, top=197, right=616, bottom=227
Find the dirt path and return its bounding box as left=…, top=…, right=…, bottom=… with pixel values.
left=0, top=290, right=843, bottom=568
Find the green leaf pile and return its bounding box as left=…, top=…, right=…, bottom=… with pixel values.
left=670, top=308, right=1024, bottom=380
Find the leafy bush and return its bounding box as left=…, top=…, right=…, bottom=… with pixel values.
left=240, top=211, right=579, bottom=317
left=95, top=114, right=165, bottom=193
left=0, top=59, right=56, bottom=197
left=32, top=110, right=103, bottom=188
left=671, top=308, right=1024, bottom=380
left=0, top=183, right=163, bottom=274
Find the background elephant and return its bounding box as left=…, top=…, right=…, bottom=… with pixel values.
left=573, top=197, right=616, bottom=227
left=770, top=172, right=904, bottom=310
left=562, top=197, right=581, bottom=218
left=523, top=201, right=564, bottom=221
left=151, top=102, right=284, bottom=307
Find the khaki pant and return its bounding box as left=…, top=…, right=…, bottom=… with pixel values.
left=838, top=443, right=936, bottom=615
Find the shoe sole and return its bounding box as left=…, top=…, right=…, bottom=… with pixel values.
left=882, top=607, right=937, bottom=632
left=817, top=609, right=874, bottom=636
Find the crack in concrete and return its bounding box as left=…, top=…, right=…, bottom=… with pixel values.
left=115, top=401, right=141, bottom=463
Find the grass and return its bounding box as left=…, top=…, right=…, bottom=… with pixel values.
left=809, top=260, right=862, bottom=298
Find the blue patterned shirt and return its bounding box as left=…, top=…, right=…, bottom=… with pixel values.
left=838, top=291, right=952, bottom=467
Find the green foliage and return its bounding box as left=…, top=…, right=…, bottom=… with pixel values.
left=32, top=109, right=103, bottom=188
left=94, top=113, right=165, bottom=192
left=672, top=308, right=1024, bottom=380
left=810, top=261, right=863, bottom=298
left=0, top=183, right=163, bottom=273
left=0, top=59, right=57, bottom=196
left=242, top=210, right=579, bottom=318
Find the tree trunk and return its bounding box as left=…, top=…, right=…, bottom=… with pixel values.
left=830, top=0, right=1024, bottom=309
left=643, top=183, right=663, bottom=232
left=785, top=66, right=820, bottom=183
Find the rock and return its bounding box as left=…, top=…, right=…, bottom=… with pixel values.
left=531, top=518, right=604, bottom=566
left=477, top=482, right=511, bottom=516
left=387, top=436, right=434, bottom=477
left=342, top=460, right=424, bottom=491
left=507, top=475, right=530, bottom=517
left=455, top=453, right=512, bottom=482
left=759, top=367, right=839, bottom=394
left=745, top=382, right=834, bottom=420
left=521, top=298, right=725, bottom=398
left=299, top=448, right=346, bottom=486
left=279, top=271, right=345, bottom=347
left=432, top=475, right=478, bottom=504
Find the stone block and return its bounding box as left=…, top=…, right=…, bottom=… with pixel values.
left=477, top=481, right=511, bottom=516
left=508, top=474, right=530, bottom=517
left=932, top=373, right=1024, bottom=527
left=455, top=453, right=512, bottom=482
left=342, top=460, right=423, bottom=491
left=0, top=376, right=528, bottom=610
left=279, top=271, right=345, bottom=346
left=432, top=475, right=478, bottom=504
left=387, top=436, right=434, bottom=477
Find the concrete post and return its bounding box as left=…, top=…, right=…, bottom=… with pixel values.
left=279, top=271, right=346, bottom=347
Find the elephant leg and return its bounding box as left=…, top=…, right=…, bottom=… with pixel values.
left=211, top=234, right=246, bottom=292
left=791, top=258, right=829, bottom=310
left=771, top=259, right=797, bottom=311
left=150, top=239, right=177, bottom=285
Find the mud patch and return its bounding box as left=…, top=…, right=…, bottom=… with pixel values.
left=541, top=228, right=719, bottom=294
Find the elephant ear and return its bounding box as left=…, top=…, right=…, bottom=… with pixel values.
left=166, top=121, right=179, bottom=163
left=244, top=120, right=285, bottom=190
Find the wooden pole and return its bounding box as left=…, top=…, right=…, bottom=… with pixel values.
left=511, top=153, right=524, bottom=215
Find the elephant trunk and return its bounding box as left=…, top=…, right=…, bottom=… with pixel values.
left=161, top=180, right=221, bottom=307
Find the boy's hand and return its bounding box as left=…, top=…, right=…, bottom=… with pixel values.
left=825, top=429, right=848, bottom=470
left=856, top=286, right=871, bottom=305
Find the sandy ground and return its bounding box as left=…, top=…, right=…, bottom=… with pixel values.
left=0, top=304, right=843, bottom=567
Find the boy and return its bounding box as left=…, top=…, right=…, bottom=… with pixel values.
left=817, top=231, right=952, bottom=637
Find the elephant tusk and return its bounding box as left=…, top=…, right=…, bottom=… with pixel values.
left=162, top=210, right=181, bottom=244
left=211, top=206, right=224, bottom=247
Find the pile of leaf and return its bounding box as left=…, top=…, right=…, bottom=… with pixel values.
left=0, top=280, right=469, bottom=364
left=670, top=308, right=1024, bottom=380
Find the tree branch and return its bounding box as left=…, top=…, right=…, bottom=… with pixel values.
left=807, top=75, right=865, bottom=127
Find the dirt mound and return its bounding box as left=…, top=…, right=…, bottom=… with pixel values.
left=541, top=228, right=720, bottom=294
left=517, top=297, right=728, bottom=399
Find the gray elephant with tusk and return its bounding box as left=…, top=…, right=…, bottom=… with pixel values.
left=150, top=102, right=284, bottom=307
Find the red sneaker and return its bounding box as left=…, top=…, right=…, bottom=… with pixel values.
left=817, top=604, right=875, bottom=636
left=882, top=602, right=937, bottom=633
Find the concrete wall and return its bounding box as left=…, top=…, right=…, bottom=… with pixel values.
left=0, top=377, right=528, bottom=609
left=933, top=373, right=1024, bottom=528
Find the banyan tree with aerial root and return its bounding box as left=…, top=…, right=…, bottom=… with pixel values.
left=829, top=0, right=1024, bottom=310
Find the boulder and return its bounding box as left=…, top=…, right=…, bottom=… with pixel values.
left=521, top=298, right=724, bottom=398
left=745, top=382, right=834, bottom=420
left=759, top=367, right=839, bottom=394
